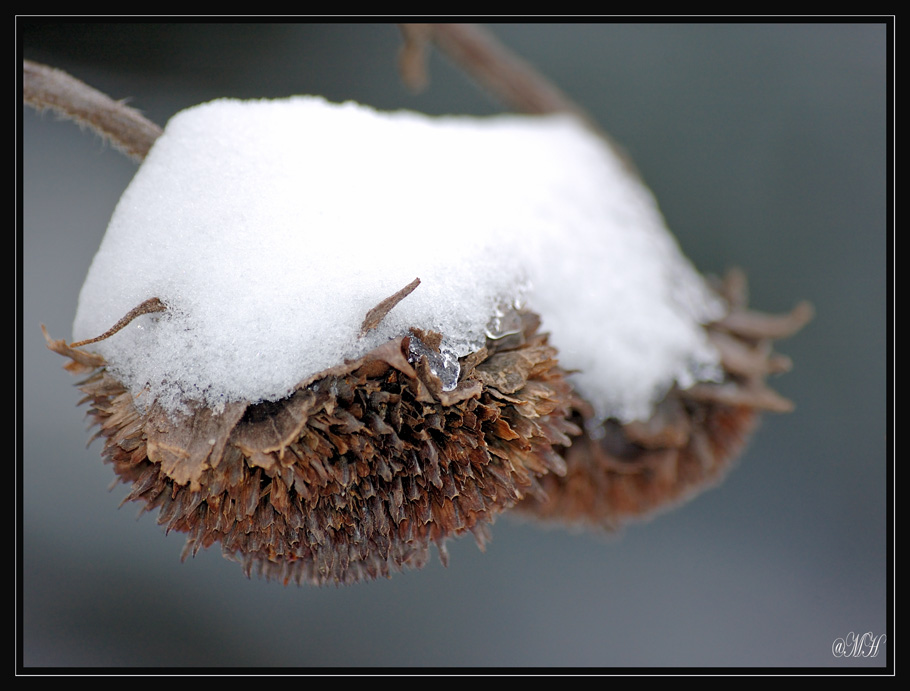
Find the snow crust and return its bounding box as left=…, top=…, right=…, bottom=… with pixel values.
left=73, top=96, right=724, bottom=423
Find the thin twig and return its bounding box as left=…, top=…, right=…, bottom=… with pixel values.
left=397, top=23, right=639, bottom=173
left=23, top=60, right=163, bottom=161
left=26, top=27, right=591, bottom=161
left=398, top=23, right=433, bottom=92
left=399, top=23, right=593, bottom=124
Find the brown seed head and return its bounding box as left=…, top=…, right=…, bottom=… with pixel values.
left=50, top=310, right=578, bottom=585
left=514, top=270, right=812, bottom=529
left=45, top=272, right=809, bottom=582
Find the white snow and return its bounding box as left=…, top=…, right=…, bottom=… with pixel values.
left=72, top=96, right=724, bottom=423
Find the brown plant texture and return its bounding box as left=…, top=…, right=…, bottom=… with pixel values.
left=46, top=311, right=580, bottom=585
left=31, top=24, right=812, bottom=586
left=43, top=275, right=809, bottom=585
left=514, top=270, right=812, bottom=529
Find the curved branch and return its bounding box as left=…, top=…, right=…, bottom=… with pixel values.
left=26, top=26, right=594, bottom=162
left=23, top=59, right=163, bottom=161
left=399, top=23, right=593, bottom=124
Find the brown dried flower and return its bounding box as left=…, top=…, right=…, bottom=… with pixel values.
left=31, top=29, right=811, bottom=586
left=514, top=270, right=813, bottom=528
left=45, top=309, right=578, bottom=585
left=44, top=270, right=809, bottom=584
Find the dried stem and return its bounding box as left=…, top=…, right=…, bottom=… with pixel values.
left=26, top=26, right=595, bottom=164
left=23, top=59, right=163, bottom=161
left=398, top=23, right=594, bottom=124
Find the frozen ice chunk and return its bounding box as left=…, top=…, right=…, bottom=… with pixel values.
left=485, top=302, right=525, bottom=340
left=408, top=335, right=462, bottom=392
left=73, top=96, right=723, bottom=422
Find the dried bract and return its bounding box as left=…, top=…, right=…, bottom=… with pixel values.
left=47, top=310, right=577, bottom=585
left=514, top=271, right=812, bottom=528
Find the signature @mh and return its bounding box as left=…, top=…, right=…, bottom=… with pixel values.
left=832, top=632, right=886, bottom=658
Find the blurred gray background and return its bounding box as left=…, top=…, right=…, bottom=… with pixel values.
left=21, top=22, right=888, bottom=668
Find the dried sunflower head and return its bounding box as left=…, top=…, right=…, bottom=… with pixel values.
left=46, top=308, right=577, bottom=585
left=40, top=95, right=810, bottom=585
left=45, top=269, right=810, bottom=584
left=515, top=270, right=813, bottom=529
